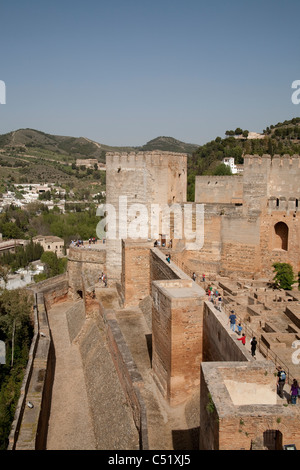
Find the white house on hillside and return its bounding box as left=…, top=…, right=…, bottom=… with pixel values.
left=222, top=157, right=243, bottom=174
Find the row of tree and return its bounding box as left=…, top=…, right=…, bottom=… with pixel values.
left=0, top=241, right=44, bottom=273
left=0, top=288, right=33, bottom=449
left=225, top=128, right=249, bottom=138
left=0, top=203, right=101, bottom=243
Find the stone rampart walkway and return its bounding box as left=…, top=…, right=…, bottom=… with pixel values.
left=46, top=301, right=96, bottom=450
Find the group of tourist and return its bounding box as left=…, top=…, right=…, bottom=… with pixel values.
left=228, top=310, right=258, bottom=356
left=70, top=239, right=84, bottom=247
left=70, top=238, right=106, bottom=248
left=191, top=272, right=206, bottom=282
left=207, top=285, right=222, bottom=311
left=154, top=239, right=173, bottom=248
left=277, top=367, right=300, bottom=405
left=199, top=273, right=300, bottom=406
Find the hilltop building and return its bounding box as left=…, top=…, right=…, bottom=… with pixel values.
left=76, top=158, right=106, bottom=170
left=32, top=235, right=65, bottom=257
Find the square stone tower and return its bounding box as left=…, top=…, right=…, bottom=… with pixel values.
left=105, top=151, right=187, bottom=282
left=152, top=279, right=204, bottom=406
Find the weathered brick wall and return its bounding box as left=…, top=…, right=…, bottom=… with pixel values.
left=66, top=299, right=85, bottom=343
left=150, top=248, right=186, bottom=283
left=242, top=155, right=270, bottom=213
left=259, top=211, right=300, bottom=276
left=67, top=246, right=106, bottom=296
left=121, top=240, right=152, bottom=307
left=218, top=410, right=300, bottom=450
left=95, top=301, right=149, bottom=449
left=105, top=151, right=187, bottom=281
left=195, top=175, right=243, bottom=204
left=199, top=367, right=219, bottom=450
left=31, top=273, right=69, bottom=310
left=203, top=302, right=252, bottom=362
left=200, top=361, right=300, bottom=450
left=268, top=154, right=300, bottom=198
left=193, top=155, right=300, bottom=279
left=152, top=279, right=205, bottom=406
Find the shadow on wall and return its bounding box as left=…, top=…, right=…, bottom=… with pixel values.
left=172, top=427, right=200, bottom=450
left=145, top=334, right=152, bottom=367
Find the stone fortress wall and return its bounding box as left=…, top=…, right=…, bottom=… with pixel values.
left=192, top=153, right=300, bottom=279
left=8, top=150, right=300, bottom=451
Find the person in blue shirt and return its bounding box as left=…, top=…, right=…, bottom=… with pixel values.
left=229, top=310, right=237, bottom=332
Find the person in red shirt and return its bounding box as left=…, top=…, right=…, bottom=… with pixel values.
left=237, top=333, right=246, bottom=345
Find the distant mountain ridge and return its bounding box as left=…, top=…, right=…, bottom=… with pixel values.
left=0, top=128, right=200, bottom=161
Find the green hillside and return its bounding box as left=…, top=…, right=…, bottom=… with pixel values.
left=187, top=117, right=300, bottom=201
left=1, top=119, right=300, bottom=202
left=140, top=136, right=199, bottom=154
left=0, top=129, right=199, bottom=196
left=0, top=129, right=198, bottom=161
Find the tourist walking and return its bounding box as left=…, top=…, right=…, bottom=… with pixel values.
left=250, top=337, right=257, bottom=357
left=217, top=295, right=222, bottom=311
left=290, top=379, right=299, bottom=404
left=237, top=333, right=246, bottom=345
left=237, top=323, right=243, bottom=335
left=277, top=367, right=286, bottom=399
left=229, top=310, right=237, bottom=332
left=192, top=272, right=196, bottom=281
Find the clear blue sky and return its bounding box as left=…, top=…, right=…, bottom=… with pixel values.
left=0, top=0, right=299, bottom=146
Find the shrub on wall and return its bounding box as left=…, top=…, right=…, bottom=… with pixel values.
left=272, top=263, right=295, bottom=290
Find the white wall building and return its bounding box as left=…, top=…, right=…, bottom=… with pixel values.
left=222, top=157, right=243, bottom=174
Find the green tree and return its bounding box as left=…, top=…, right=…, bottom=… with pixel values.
left=0, top=265, right=10, bottom=288
left=0, top=289, right=33, bottom=367
left=235, top=127, right=243, bottom=135
left=0, top=222, right=24, bottom=239
left=212, top=163, right=232, bottom=175
left=40, top=252, right=67, bottom=279
left=40, top=251, right=60, bottom=277
left=0, top=289, right=33, bottom=449
left=272, top=263, right=295, bottom=290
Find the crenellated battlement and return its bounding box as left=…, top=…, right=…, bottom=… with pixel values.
left=244, top=153, right=300, bottom=171
left=243, top=154, right=271, bottom=173
left=271, top=154, right=300, bottom=169
left=106, top=150, right=187, bottom=170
